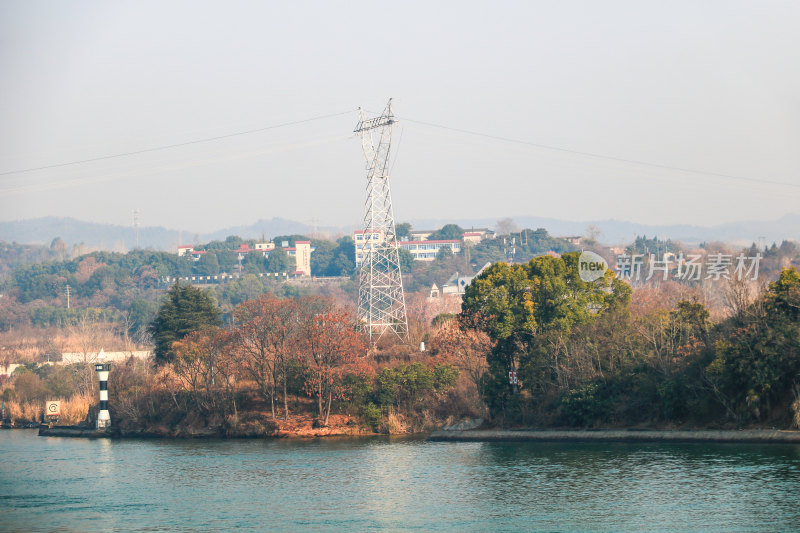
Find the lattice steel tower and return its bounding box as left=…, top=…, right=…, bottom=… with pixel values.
left=354, top=99, right=408, bottom=340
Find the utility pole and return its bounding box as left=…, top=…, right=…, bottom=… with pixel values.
left=65, top=284, right=71, bottom=309
left=354, top=99, right=408, bottom=341
left=133, top=209, right=140, bottom=249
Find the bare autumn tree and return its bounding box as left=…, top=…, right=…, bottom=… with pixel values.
left=431, top=320, right=492, bottom=390
left=171, top=328, right=236, bottom=417
left=69, top=310, right=107, bottom=395
left=231, top=299, right=281, bottom=419
left=301, top=309, right=370, bottom=426
left=230, top=295, right=318, bottom=420
left=213, top=328, right=241, bottom=418
left=239, top=296, right=305, bottom=419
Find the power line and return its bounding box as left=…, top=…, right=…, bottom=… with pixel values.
left=6, top=106, right=797, bottom=192
left=1, top=133, right=351, bottom=195
left=0, top=109, right=355, bottom=177
left=397, top=116, right=800, bottom=190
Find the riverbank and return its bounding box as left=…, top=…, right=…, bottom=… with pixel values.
left=428, top=428, right=800, bottom=443
left=34, top=413, right=379, bottom=439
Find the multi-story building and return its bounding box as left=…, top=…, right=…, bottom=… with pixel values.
left=354, top=229, right=463, bottom=265
left=177, top=240, right=313, bottom=276
left=354, top=229, right=386, bottom=267
left=289, top=241, right=312, bottom=276
left=399, top=240, right=462, bottom=261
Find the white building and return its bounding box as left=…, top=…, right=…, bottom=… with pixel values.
left=399, top=240, right=462, bottom=261
left=461, top=228, right=495, bottom=244
left=354, top=229, right=463, bottom=265
left=354, top=230, right=386, bottom=267
left=60, top=351, right=152, bottom=365
left=177, top=241, right=313, bottom=276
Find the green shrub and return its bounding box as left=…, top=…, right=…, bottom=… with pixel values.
left=360, top=402, right=382, bottom=431
left=560, top=383, right=603, bottom=427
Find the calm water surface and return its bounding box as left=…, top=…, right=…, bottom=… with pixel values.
left=1, top=430, right=800, bottom=532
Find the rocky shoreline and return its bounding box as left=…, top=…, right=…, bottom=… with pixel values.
left=34, top=425, right=376, bottom=439
left=428, top=428, right=800, bottom=443
left=34, top=413, right=378, bottom=439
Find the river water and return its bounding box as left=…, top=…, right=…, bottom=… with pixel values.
left=2, top=430, right=799, bottom=532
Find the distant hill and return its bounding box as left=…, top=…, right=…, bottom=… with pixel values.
left=0, top=217, right=179, bottom=251
left=2, top=213, right=799, bottom=252
left=201, top=218, right=350, bottom=243
left=0, top=217, right=349, bottom=252
left=409, top=214, right=800, bottom=246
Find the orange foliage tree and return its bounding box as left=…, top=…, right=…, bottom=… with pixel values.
left=231, top=296, right=289, bottom=419
left=231, top=295, right=305, bottom=419
left=171, top=328, right=237, bottom=417
left=301, top=310, right=370, bottom=426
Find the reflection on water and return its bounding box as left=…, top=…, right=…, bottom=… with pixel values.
left=1, top=430, right=799, bottom=532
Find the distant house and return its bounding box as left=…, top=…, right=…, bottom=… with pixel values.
left=434, top=262, right=492, bottom=297
left=0, top=363, right=23, bottom=378
left=428, top=283, right=440, bottom=298
left=177, top=245, right=194, bottom=257
left=409, top=229, right=435, bottom=241
left=562, top=236, right=583, bottom=245
left=609, top=246, right=626, bottom=256
left=461, top=232, right=484, bottom=244
left=461, top=228, right=495, bottom=244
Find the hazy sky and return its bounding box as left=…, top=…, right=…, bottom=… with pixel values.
left=1, top=1, right=799, bottom=233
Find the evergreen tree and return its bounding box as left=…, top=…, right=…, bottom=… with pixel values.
left=395, top=222, right=413, bottom=240
left=428, top=224, right=464, bottom=241
left=436, top=245, right=454, bottom=260
left=265, top=247, right=293, bottom=273
left=460, top=252, right=630, bottom=421
left=195, top=252, right=220, bottom=276
left=398, top=248, right=415, bottom=271
left=150, top=282, right=222, bottom=363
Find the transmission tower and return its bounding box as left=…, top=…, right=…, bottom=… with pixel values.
left=354, top=99, right=408, bottom=341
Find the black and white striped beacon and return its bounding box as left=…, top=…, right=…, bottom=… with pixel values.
left=94, top=359, right=111, bottom=429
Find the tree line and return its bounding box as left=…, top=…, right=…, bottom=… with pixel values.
left=459, top=252, right=800, bottom=428
left=136, top=283, right=460, bottom=432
